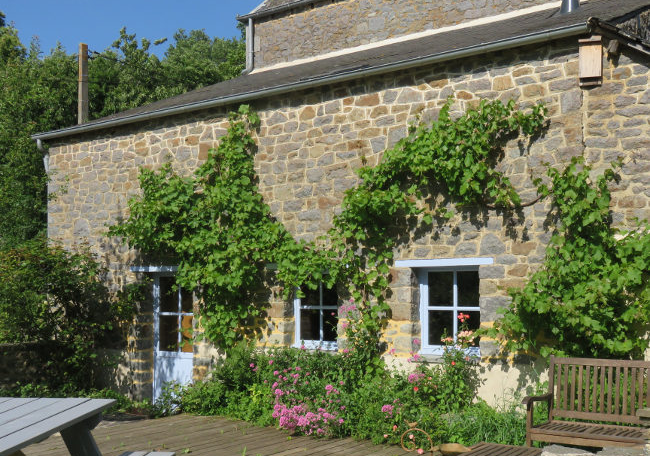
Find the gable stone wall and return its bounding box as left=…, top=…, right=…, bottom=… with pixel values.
left=46, top=38, right=650, bottom=399
left=253, top=0, right=554, bottom=68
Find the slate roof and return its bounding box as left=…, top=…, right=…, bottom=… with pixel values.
left=34, top=0, right=650, bottom=141
left=238, top=0, right=327, bottom=21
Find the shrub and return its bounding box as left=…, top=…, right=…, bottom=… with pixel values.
left=442, top=400, right=526, bottom=446
left=0, top=239, right=136, bottom=392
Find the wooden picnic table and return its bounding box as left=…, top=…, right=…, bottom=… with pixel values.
left=0, top=397, right=115, bottom=456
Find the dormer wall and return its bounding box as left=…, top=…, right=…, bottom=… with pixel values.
left=250, top=0, right=556, bottom=69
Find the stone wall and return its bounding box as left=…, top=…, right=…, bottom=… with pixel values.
left=46, top=38, right=650, bottom=399
left=253, top=0, right=554, bottom=68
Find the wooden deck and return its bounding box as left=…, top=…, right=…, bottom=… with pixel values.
left=21, top=414, right=403, bottom=456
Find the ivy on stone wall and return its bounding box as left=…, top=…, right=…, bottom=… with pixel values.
left=110, top=97, right=649, bottom=360
left=324, top=99, right=547, bottom=361
left=109, top=106, right=330, bottom=348
left=110, top=99, right=546, bottom=355
left=488, top=158, right=650, bottom=359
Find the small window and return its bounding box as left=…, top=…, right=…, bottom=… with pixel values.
left=294, top=282, right=338, bottom=350
left=156, top=275, right=194, bottom=354
left=418, top=268, right=481, bottom=356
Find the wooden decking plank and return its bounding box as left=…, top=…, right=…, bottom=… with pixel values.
left=98, top=418, right=262, bottom=455
left=20, top=414, right=408, bottom=456
left=307, top=438, right=380, bottom=456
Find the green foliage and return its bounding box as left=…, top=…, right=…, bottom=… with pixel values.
left=0, top=239, right=137, bottom=390
left=0, top=39, right=76, bottom=247
left=88, top=27, right=245, bottom=119
left=325, top=99, right=546, bottom=360
left=441, top=400, right=526, bottom=446
left=0, top=12, right=245, bottom=247
left=112, top=100, right=546, bottom=357
left=160, top=345, right=523, bottom=446
left=162, top=29, right=245, bottom=94
left=111, top=106, right=329, bottom=347
left=490, top=157, right=650, bottom=358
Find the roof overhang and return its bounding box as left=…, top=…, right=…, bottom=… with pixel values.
left=31, top=22, right=590, bottom=142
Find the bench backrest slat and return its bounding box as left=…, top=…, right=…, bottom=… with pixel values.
left=548, top=356, right=650, bottom=425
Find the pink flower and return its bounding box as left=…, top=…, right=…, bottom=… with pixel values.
left=249, top=363, right=255, bottom=368
left=458, top=312, right=470, bottom=323
left=409, top=434, right=414, bottom=440
left=384, top=434, right=389, bottom=438
left=413, top=386, right=419, bottom=392
left=269, top=360, right=274, bottom=365
left=393, top=425, right=398, bottom=431
left=418, top=449, right=424, bottom=455
left=451, top=361, right=456, bottom=366
left=413, top=338, right=421, bottom=346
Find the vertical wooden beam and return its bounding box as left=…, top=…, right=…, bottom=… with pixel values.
left=78, top=43, right=89, bottom=124
left=591, top=365, right=598, bottom=413
left=577, top=365, right=584, bottom=412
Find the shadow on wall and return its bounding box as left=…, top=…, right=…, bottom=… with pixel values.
left=477, top=355, right=549, bottom=406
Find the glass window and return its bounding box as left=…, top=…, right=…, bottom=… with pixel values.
left=155, top=276, right=194, bottom=353
left=419, top=268, right=480, bottom=355
left=294, top=282, right=338, bottom=350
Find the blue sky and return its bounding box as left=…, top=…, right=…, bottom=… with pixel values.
left=2, top=1, right=263, bottom=57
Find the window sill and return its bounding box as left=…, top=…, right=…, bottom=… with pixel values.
left=293, top=341, right=338, bottom=351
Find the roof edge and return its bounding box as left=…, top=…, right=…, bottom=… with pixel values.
left=33, top=23, right=590, bottom=143
left=237, top=0, right=326, bottom=21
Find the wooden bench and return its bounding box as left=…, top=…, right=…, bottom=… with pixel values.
left=523, top=355, right=650, bottom=448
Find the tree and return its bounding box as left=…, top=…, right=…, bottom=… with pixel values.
left=0, top=13, right=246, bottom=247
left=0, top=23, right=76, bottom=247
left=88, top=27, right=245, bottom=119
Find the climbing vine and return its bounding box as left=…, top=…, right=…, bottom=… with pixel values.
left=109, top=106, right=329, bottom=347
left=488, top=158, right=650, bottom=359
left=324, top=99, right=546, bottom=361
left=111, top=97, right=649, bottom=360
left=110, top=100, right=546, bottom=353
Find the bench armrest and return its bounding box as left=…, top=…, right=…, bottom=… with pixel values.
left=636, top=407, right=650, bottom=421
left=522, top=391, right=553, bottom=445
left=522, top=392, right=553, bottom=406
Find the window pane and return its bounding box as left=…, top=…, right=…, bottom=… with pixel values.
left=428, top=310, right=453, bottom=345
left=160, top=276, right=177, bottom=312
left=428, top=272, right=453, bottom=306
left=181, top=315, right=193, bottom=353
left=300, top=285, right=319, bottom=307
left=463, top=311, right=481, bottom=331
left=159, top=315, right=178, bottom=351
left=181, top=289, right=193, bottom=313
left=457, top=271, right=479, bottom=307
left=322, top=283, right=338, bottom=307
left=323, top=310, right=337, bottom=342
left=467, top=310, right=480, bottom=346
left=300, top=309, right=320, bottom=341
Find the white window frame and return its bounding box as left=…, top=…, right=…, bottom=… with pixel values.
left=293, top=283, right=338, bottom=351
left=395, top=258, right=492, bottom=357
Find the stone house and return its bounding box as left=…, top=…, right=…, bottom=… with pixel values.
left=33, top=0, right=650, bottom=401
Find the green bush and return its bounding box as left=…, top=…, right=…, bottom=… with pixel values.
left=0, top=239, right=137, bottom=392
left=442, top=400, right=526, bottom=446
left=166, top=342, right=528, bottom=446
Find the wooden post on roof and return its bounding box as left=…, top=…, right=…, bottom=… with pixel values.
left=78, top=43, right=88, bottom=124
